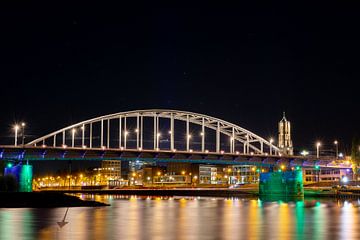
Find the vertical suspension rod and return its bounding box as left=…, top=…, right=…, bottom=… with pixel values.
left=100, top=119, right=104, bottom=147
left=170, top=113, right=174, bottom=151
left=119, top=116, right=122, bottom=148
left=201, top=117, right=205, bottom=152
left=124, top=116, right=127, bottom=149
left=90, top=123, right=93, bottom=148
left=107, top=119, right=110, bottom=148
left=186, top=115, right=190, bottom=151
left=216, top=122, right=220, bottom=153
left=82, top=124, right=85, bottom=147
left=140, top=115, right=143, bottom=149
left=153, top=114, right=157, bottom=150
left=136, top=114, right=139, bottom=149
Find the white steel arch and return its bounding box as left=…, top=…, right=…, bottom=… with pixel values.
left=27, top=109, right=280, bottom=155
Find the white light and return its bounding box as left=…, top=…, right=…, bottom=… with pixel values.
left=205, top=150, right=209, bottom=153
left=72, top=128, right=76, bottom=134
left=269, top=138, right=274, bottom=144
left=338, top=153, right=344, bottom=158
left=250, top=152, right=254, bottom=155
left=200, top=132, right=204, bottom=136
left=14, top=125, right=19, bottom=130
left=189, top=149, right=193, bottom=152
left=120, top=147, right=124, bottom=150
left=187, top=134, right=192, bottom=139
left=300, top=150, right=309, bottom=156
left=235, top=151, right=239, bottom=155
left=135, top=129, right=139, bottom=133
left=168, top=130, right=172, bottom=134
left=220, top=150, right=224, bottom=154
left=342, top=176, right=348, bottom=183
left=82, top=145, right=87, bottom=149
left=157, top=133, right=161, bottom=137
left=124, top=131, right=129, bottom=135
left=62, top=144, right=67, bottom=148
left=230, top=137, right=234, bottom=141
left=172, top=149, right=177, bottom=152
left=42, top=144, right=46, bottom=148
left=156, top=147, right=159, bottom=151
left=21, top=122, right=26, bottom=127
left=138, top=147, right=142, bottom=151
left=316, top=142, right=321, bottom=147
left=101, top=146, right=106, bottom=150
left=334, top=140, right=338, bottom=145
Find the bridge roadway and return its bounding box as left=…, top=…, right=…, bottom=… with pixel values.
left=0, top=145, right=347, bottom=168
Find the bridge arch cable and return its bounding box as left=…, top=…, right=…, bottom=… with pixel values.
left=26, top=109, right=280, bottom=155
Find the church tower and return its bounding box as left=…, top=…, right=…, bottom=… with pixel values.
left=278, top=112, right=293, bottom=155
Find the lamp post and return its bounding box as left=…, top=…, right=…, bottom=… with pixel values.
left=14, top=125, right=19, bottom=146
left=316, top=142, right=321, bottom=159
left=334, top=140, right=338, bottom=159
left=21, top=122, right=26, bottom=146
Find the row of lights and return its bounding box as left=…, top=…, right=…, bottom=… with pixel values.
left=299, top=140, right=341, bottom=158
left=12, top=123, right=344, bottom=159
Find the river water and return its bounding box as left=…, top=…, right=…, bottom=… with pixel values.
left=1, top=195, right=360, bottom=240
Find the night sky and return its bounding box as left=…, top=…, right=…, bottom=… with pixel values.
left=1, top=3, right=359, bottom=154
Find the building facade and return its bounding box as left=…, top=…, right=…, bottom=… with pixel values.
left=302, top=168, right=352, bottom=184
left=100, top=160, right=121, bottom=180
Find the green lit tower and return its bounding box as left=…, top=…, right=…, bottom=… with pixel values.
left=278, top=112, right=293, bottom=155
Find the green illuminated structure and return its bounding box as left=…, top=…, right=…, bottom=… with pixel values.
left=19, top=165, right=33, bottom=192
left=259, top=169, right=304, bottom=197
left=4, top=163, right=33, bottom=192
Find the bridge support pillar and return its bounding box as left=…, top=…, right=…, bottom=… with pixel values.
left=4, top=162, right=33, bottom=192
left=259, top=170, right=303, bottom=198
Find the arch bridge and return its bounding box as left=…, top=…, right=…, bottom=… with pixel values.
left=27, top=109, right=280, bottom=156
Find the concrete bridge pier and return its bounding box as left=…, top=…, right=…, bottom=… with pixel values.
left=4, top=162, right=33, bottom=192
left=259, top=169, right=304, bottom=197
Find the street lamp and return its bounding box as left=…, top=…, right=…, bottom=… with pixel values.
left=316, top=142, right=321, bottom=158
left=14, top=125, right=19, bottom=146
left=334, top=140, right=338, bottom=159
left=300, top=150, right=309, bottom=156
left=21, top=122, right=26, bottom=146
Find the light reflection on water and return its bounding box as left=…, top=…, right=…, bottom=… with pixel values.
left=1, top=195, right=360, bottom=240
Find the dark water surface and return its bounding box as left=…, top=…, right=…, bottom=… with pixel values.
left=1, top=195, right=360, bottom=240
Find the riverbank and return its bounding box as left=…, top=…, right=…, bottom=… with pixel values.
left=0, top=192, right=109, bottom=208
left=44, top=188, right=258, bottom=198
left=40, top=187, right=360, bottom=199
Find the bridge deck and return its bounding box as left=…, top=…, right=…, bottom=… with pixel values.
left=0, top=145, right=347, bottom=168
